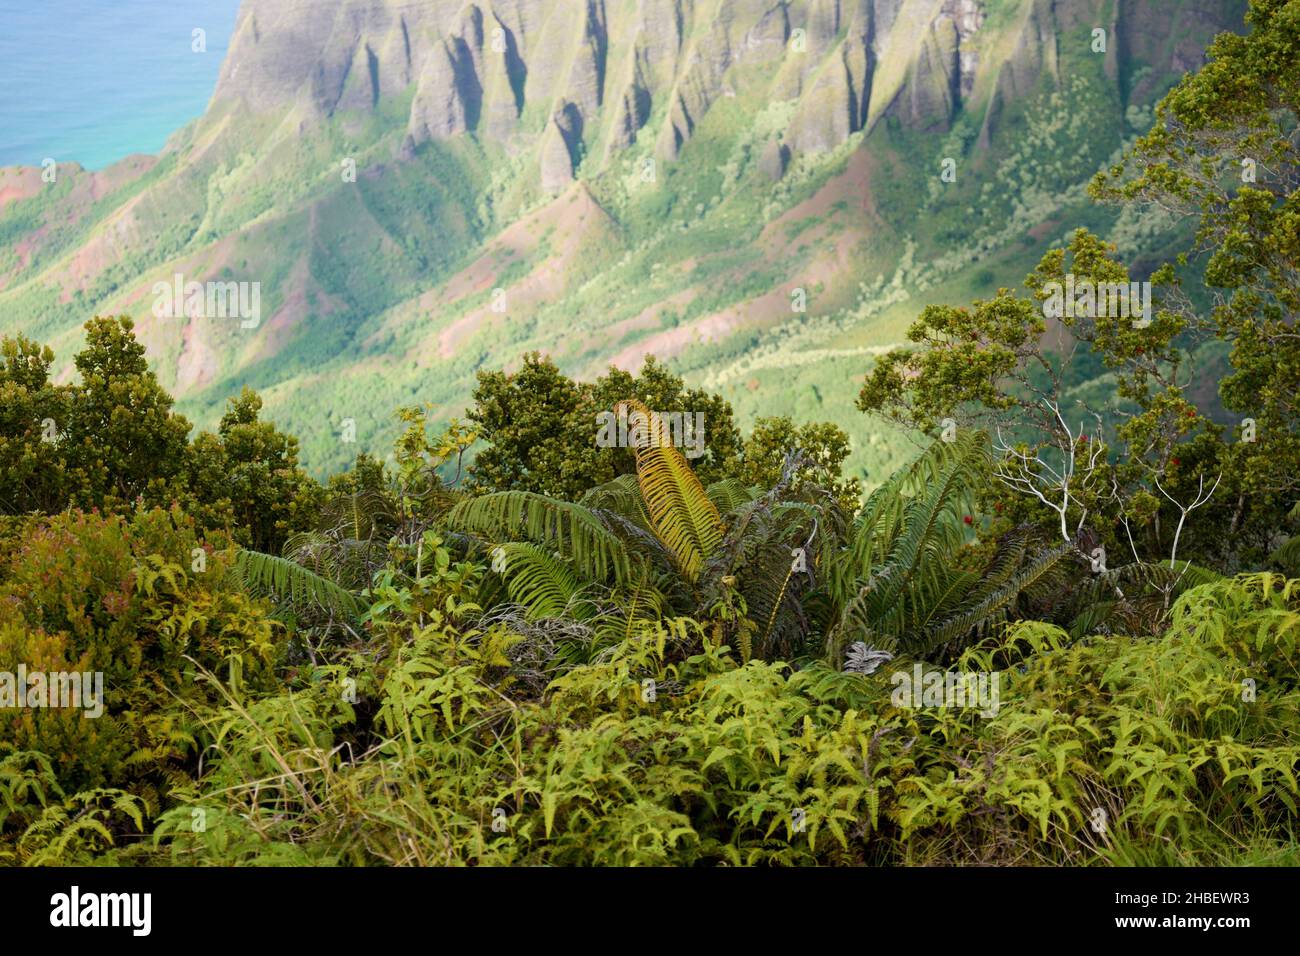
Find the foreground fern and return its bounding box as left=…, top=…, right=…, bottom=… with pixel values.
left=447, top=402, right=831, bottom=660
left=820, top=431, right=1072, bottom=662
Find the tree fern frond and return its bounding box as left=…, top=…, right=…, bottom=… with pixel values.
left=232, top=549, right=366, bottom=620
left=493, top=542, right=592, bottom=620
left=580, top=474, right=652, bottom=529
left=860, top=441, right=986, bottom=616
left=757, top=556, right=801, bottom=658
left=319, top=488, right=397, bottom=542
left=618, top=400, right=723, bottom=582
left=1271, top=536, right=1300, bottom=575
left=922, top=540, right=1074, bottom=657
left=707, top=478, right=761, bottom=514
left=1064, top=559, right=1224, bottom=638
left=965, top=527, right=1033, bottom=603
left=446, top=490, right=631, bottom=585
left=831, top=431, right=988, bottom=605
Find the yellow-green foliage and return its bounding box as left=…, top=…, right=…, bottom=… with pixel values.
left=3, top=496, right=1296, bottom=866
left=106, top=573, right=1300, bottom=866
left=0, top=507, right=282, bottom=805
left=892, top=574, right=1300, bottom=863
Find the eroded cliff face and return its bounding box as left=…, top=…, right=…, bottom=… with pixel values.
left=211, top=0, right=1019, bottom=191
left=209, top=0, right=1240, bottom=193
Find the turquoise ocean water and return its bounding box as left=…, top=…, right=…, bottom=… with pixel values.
left=0, top=0, right=241, bottom=170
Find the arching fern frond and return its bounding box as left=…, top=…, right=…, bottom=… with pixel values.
left=446, top=491, right=631, bottom=586
left=492, top=542, right=593, bottom=620
left=232, top=549, right=366, bottom=621
left=828, top=430, right=989, bottom=607
left=922, top=539, right=1074, bottom=658
left=580, top=474, right=652, bottom=530
left=855, top=441, right=985, bottom=617
left=618, top=400, right=723, bottom=582
left=706, top=479, right=760, bottom=514
left=1065, top=559, right=1225, bottom=638
left=319, top=488, right=398, bottom=543
left=1270, top=535, right=1300, bottom=575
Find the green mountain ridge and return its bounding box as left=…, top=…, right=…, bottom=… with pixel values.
left=0, top=0, right=1244, bottom=479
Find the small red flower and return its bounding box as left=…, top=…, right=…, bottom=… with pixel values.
left=963, top=515, right=973, bottom=525
left=1171, top=458, right=1181, bottom=466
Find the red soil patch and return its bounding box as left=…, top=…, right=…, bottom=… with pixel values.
left=607, top=148, right=884, bottom=372
left=432, top=183, right=616, bottom=361
left=245, top=208, right=345, bottom=364
left=56, top=191, right=152, bottom=299
left=761, top=146, right=883, bottom=252
left=593, top=288, right=699, bottom=352
left=174, top=314, right=218, bottom=393
left=0, top=167, right=43, bottom=208
left=87, top=154, right=157, bottom=201
left=3, top=157, right=158, bottom=299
